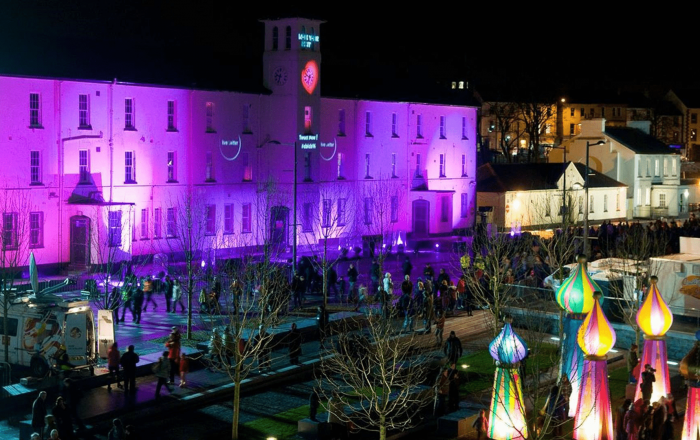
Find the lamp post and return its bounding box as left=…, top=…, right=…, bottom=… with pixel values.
left=268, top=140, right=298, bottom=274
left=583, top=139, right=606, bottom=256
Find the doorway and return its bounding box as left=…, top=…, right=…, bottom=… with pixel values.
left=70, top=216, right=90, bottom=267
left=412, top=200, right=430, bottom=236
left=269, top=206, right=289, bottom=248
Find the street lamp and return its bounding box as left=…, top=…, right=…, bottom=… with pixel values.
left=267, top=140, right=298, bottom=273
left=583, top=139, right=606, bottom=256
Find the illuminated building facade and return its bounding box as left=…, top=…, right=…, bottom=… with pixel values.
left=0, top=17, right=478, bottom=270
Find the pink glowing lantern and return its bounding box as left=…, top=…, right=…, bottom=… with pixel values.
left=556, top=255, right=601, bottom=417
left=634, top=276, right=673, bottom=403
left=680, top=332, right=700, bottom=440
left=488, top=319, right=528, bottom=440
left=574, top=292, right=615, bottom=440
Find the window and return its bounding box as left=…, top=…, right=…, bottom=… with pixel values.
left=461, top=193, right=469, bottom=218
left=578, top=196, right=583, bottom=214
left=604, top=194, right=608, bottom=212
left=29, top=93, right=41, bottom=127
left=364, top=198, right=373, bottom=225
left=462, top=117, right=468, bottom=139
left=391, top=113, right=398, bottom=137
left=322, top=199, right=332, bottom=227
left=0, top=317, right=18, bottom=337
left=166, top=207, right=177, bottom=237
left=124, top=151, right=136, bottom=183
left=416, top=114, right=423, bottom=138
left=205, top=205, right=216, bottom=235
left=338, top=109, right=346, bottom=136
left=664, top=158, right=668, bottom=176
left=545, top=199, right=552, bottom=216
left=692, top=113, right=698, bottom=124
left=304, top=106, right=313, bottom=133
left=441, top=197, right=449, bottom=222
left=3, top=213, right=18, bottom=249
left=589, top=108, right=594, bottom=117
left=167, top=100, right=176, bottom=131
left=79, top=94, right=91, bottom=128
left=29, top=212, right=43, bottom=248
left=391, top=153, right=397, bottom=178
left=415, top=153, right=422, bottom=177
left=154, top=208, right=162, bottom=238
left=167, top=152, right=177, bottom=182
left=304, top=152, right=312, bottom=181
left=30, top=151, right=41, bottom=185
left=243, top=152, right=252, bottom=181
left=580, top=108, right=584, bottom=118
left=337, top=199, right=346, bottom=226
left=646, top=159, right=651, bottom=177
left=645, top=188, right=651, bottom=205
left=303, top=202, right=313, bottom=232
left=241, top=203, right=251, bottom=233
left=570, top=107, right=575, bottom=117
left=439, top=116, right=446, bottom=138
left=589, top=195, right=594, bottom=213
left=224, top=204, right=234, bottom=234
left=439, top=154, right=446, bottom=177
left=337, top=153, right=344, bottom=179
left=285, top=26, right=291, bottom=50
left=461, top=154, right=467, bottom=177
left=79, top=150, right=90, bottom=183
left=616, top=193, right=620, bottom=211
left=391, top=196, right=398, bottom=223
left=365, top=111, right=372, bottom=136
left=205, top=102, right=215, bottom=132
left=655, top=159, right=659, bottom=176
left=272, top=26, right=278, bottom=50
left=659, top=193, right=666, bottom=208
left=140, top=208, right=148, bottom=239
left=205, top=151, right=215, bottom=182
left=365, top=153, right=371, bottom=179
left=672, top=158, right=677, bottom=176
left=601, top=107, right=605, bottom=117
left=108, top=211, right=122, bottom=247
left=242, top=104, right=252, bottom=133
left=124, top=98, right=135, bottom=129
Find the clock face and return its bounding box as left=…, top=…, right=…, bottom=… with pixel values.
left=274, top=67, right=287, bottom=86
left=301, top=60, right=319, bottom=94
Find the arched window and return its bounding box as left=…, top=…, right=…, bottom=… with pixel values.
left=285, top=26, right=291, bottom=50
left=272, top=26, right=278, bottom=51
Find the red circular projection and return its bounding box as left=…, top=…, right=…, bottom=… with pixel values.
left=301, top=60, right=318, bottom=95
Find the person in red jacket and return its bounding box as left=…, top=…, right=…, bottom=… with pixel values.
left=107, top=342, right=123, bottom=391
left=165, top=327, right=181, bottom=384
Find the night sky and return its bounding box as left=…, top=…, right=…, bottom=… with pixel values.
left=0, top=3, right=695, bottom=98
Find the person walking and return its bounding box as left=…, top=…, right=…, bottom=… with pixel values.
left=434, top=311, right=445, bottom=346
left=291, top=273, right=304, bottom=310
left=120, top=345, right=139, bottom=395
left=640, top=364, right=656, bottom=402
left=118, top=286, right=133, bottom=323
left=31, top=391, right=47, bottom=439
left=473, top=409, right=487, bottom=440
left=423, top=287, right=434, bottom=334
left=288, top=322, right=302, bottom=365
left=346, top=264, right=358, bottom=304
left=164, top=275, right=174, bottom=313
left=402, top=257, right=413, bottom=278
left=108, top=418, right=125, bottom=440
left=131, top=285, right=143, bottom=324
left=141, top=276, right=157, bottom=312
left=434, top=369, right=450, bottom=417
left=327, top=265, right=339, bottom=302
left=370, top=259, right=381, bottom=294
left=447, top=364, right=461, bottom=412
left=444, top=331, right=463, bottom=365
left=107, top=342, right=123, bottom=391
left=165, top=327, right=181, bottom=384
left=171, top=279, right=186, bottom=313
left=316, top=305, right=329, bottom=349
left=153, top=351, right=173, bottom=398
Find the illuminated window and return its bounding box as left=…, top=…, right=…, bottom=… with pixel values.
left=30, top=151, right=41, bottom=185
left=285, top=26, right=291, bottom=50
left=2, top=213, right=17, bottom=250
left=108, top=211, right=122, bottom=247
left=441, top=197, right=449, bottom=222
left=461, top=154, right=467, bottom=177
left=79, top=94, right=90, bottom=128
left=337, top=199, right=346, bottom=226
left=140, top=208, right=148, bottom=239
left=415, top=153, right=422, bottom=177
left=166, top=207, right=177, bottom=237
left=391, top=153, right=397, bottom=178
left=29, top=212, right=43, bottom=248
left=365, top=112, right=372, bottom=137
left=337, top=153, right=344, bottom=180
left=570, top=107, right=575, bottom=117
left=461, top=193, right=469, bottom=218
left=364, top=198, right=373, bottom=225
left=79, top=150, right=90, bottom=184
left=205, top=151, right=215, bottom=182
left=416, top=114, right=423, bottom=138
left=391, top=196, right=398, bottom=223
left=338, top=109, right=345, bottom=136
left=439, top=154, right=446, bottom=177
left=167, top=152, right=177, bottom=182
left=205, top=205, right=216, bottom=235
left=304, top=106, right=312, bottom=134
left=224, top=204, right=234, bottom=234
left=322, top=199, right=331, bottom=227
left=302, top=202, right=313, bottom=232
left=29, top=93, right=41, bottom=127
left=659, top=193, right=666, bottom=208
left=167, top=100, right=176, bottom=131
left=440, top=116, right=446, bottom=139
left=124, top=98, right=135, bottom=130
left=365, top=153, right=371, bottom=179
left=124, top=151, right=136, bottom=183
left=154, top=208, right=162, bottom=238
left=205, top=102, right=215, bottom=133
left=304, top=152, right=312, bottom=181
left=272, top=26, right=278, bottom=51
left=392, top=113, right=398, bottom=137
left=242, top=104, right=252, bottom=133
left=462, top=117, right=468, bottom=139
left=570, top=123, right=575, bottom=135
left=241, top=203, right=251, bottom=233
left=243, top=152, right=252, bottom=182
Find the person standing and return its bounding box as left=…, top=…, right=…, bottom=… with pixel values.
left=52, top=396, right=73, bottom=440
left=472, top=409, right=487, bottom=440
left=423, top=263, right=435, bottom=284
left=370, top=259, right=381, bottom=293
left=108, top=418, right=125, bottom=440
left=402, top=257, right=413, bottom=278
left=434, top=369, right=450, bottom=417
left=118, top=286, right=133, bottom=323
left=142, top=276, right=157, bottom=312
left=383, top=272, right=394, bottom=297
left=447, top=364, right=461, bottom=412
left=120, top=345, right=139, bottom=395
left=288, top=322, right=302, bottom=365
left=171, top=279, right=186, bottom=313
left=31, top=391, right=47, bottom=439
left=62, top=378, right=85, bottom=433
left=640, top=364, right=656, bottom=402
left=434, top=311, right=445, bottom=346
left=107, top=342, right=123, bottom=391
left=164, top=275, right=174, bottom=313
left=309, top=387, right=320, bottom=422
left=291, top=273, right=304, bottom=310
left=153, top=351, right=173, bottom=398
left=346, top=264, right=358, bottom=303
left=616, top=399, right=633, bottom=440
left=628, top=343, right=640, bottom=383
left=444, top=331, right=463, bottom=365
left=165, top=327, right=181, bottom=384
left=131, top=285, right=143, bottom=324
left=327, top=265, right=339, bottom=302
left=179, top=352, right=189, bottom=387
left=316, top=305, right=329, bottom=349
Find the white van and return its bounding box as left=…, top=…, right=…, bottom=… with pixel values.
left=0, top=292, right=97, bottom=377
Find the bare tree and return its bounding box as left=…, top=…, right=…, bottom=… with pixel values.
left=316, top=306, right=433, bottom=440
left=516, top=100, right=557, bottom=162
left=487, top=102, right=524, bottom=162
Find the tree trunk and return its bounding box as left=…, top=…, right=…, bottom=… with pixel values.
left=232, top=365, right=241, bottom=439
left=379, top=414, right=386, bottom=440
left=186, top=262, right=193, bottom=340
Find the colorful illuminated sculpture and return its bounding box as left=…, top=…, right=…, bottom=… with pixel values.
left=680, top=330, right=700, bottom=440
left=555, top=255, right=601, bottom=417
left=488, top=318, right=528, bottom=440
left=635, top=276, right=673, bottom=403
left=574, top=292, right=615, bottom=440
